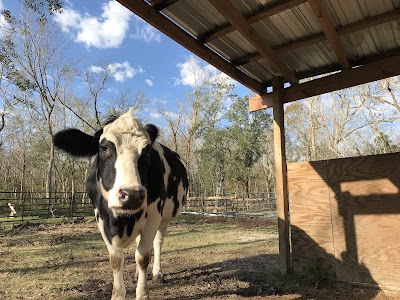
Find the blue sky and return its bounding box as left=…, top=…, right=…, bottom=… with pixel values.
left=1, top=0, right=253, bottom=125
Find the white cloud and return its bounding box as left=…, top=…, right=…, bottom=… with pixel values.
left=164, top=111, right=178, bottom=119
left=150, top=111, right=162, bottom=119
left=54, top=1, right=132, bottom=49
left=174, top=55, right=233, bottom=88
left=130, top=17, right=161, bottom=43
left=0, top=0, right=11, bottom=37
left=89, top=61, right=144, bottom=83
left=145, top=79, right=153, bottom=86
left=89, top=65, right=104, bottom=73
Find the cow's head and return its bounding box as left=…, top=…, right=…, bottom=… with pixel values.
left=53, top=109, right=159, bottom=216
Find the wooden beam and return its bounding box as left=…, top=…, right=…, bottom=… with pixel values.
left=234, top=8, right=400, bottom=66
left=199, top=0, right=307, bottom=43
left=153, top=0, right=179, bottom=11
left=307, top=0, right=350, bottom=69
left=249, top=93, right=274, bottom=112
left=338, top=7, right=400, bottom=35
left=250, top=53, right=400, bottom=111
left=285, top=53, right=400, bottom=102
left=208, top=0, right=298, bottom=84
left=272, top=77, right=291, bottom=274
left=116, top=0, right=263, bottom=94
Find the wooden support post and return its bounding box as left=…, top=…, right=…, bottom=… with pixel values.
left=272, top=76, right=291, bottom=274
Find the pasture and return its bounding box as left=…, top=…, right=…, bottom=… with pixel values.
left=0, top=216, right=397, bottom=300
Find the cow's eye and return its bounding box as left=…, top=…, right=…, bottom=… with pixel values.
left=100, top=145, right=108, bottom=152
left=142, top=145, right=151, bottom=155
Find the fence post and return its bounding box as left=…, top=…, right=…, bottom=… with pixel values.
left=72, top=191, right=76, bottom=218
left=235, top=194, right=239, bottom=217
left=69, top=192, right=73, bottom=218
left=21, top=193, right=25, bottom=221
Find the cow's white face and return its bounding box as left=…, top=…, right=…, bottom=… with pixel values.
left=97, top=110, right=151, bottom=216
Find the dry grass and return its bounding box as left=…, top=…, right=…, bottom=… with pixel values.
left=0, top=216, right=398, bottom=300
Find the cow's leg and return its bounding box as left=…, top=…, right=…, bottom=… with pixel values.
left=134, top=234, right=141, bottom=281
left=152, top=219, right=170, bottom=283
left=96, top=213, right=126, bottom=300
left=135, top=217, right=160, bottom=300
left=108, top=246, right=126, bottom=300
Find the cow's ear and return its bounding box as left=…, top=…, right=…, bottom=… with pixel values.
left=144, top=124, right=159, bottom=143
left=53, top=128, right=103, bottom=157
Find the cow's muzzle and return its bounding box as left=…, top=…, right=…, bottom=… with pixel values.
left=117, top=187, right=146, bottom=210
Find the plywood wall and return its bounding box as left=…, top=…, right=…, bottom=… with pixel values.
left=288, top=152, right=400, bottom=290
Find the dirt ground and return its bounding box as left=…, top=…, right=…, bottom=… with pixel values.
left=0, top=216, right=399, bottom=300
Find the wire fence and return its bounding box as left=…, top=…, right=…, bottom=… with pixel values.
left=0, top=191, right=277, bottom=224
left=183, top=192, right=277, bottom=217
left=0, top=191, right=93, bottom=223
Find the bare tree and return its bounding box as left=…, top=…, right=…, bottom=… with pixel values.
left=160, top=103, right=184, bottom=152
left=1, top=7, right=77, bottom=199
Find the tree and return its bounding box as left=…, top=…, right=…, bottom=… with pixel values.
left=0, top=4, right=76, bottom=199
left=224, top=96, right=272, bottom=195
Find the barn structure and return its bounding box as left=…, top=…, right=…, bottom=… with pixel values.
left=117, top=0, right=400, bottom=291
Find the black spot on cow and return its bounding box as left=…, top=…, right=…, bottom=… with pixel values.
left=97, top=139, right=117, bottom=191
left=138, top=145, right=164, bottom=205
left=161, top=160, right=166, bottom=175
left=161, top=145, right=188, bottom=217
left=157, top=199, right=163, bottom=215
left=138, top=253, right=150, bottom=269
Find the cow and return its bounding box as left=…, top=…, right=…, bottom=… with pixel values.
left=53, top=109, right=188, bottom=300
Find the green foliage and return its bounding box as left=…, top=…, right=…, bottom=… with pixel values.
left=373, top=132, right=399, bottom=154
left=304, top=260, right=334, bottom=286
left=19, top=0, right=63, bottom=18
left=196, top=94, right=273, bottom=194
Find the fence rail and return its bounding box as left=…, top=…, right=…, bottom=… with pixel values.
left=0, top=191, right=93, bottom=223
left=183, top=192, right=277, bottom=217
left=0, top=191, right=277, bottom=223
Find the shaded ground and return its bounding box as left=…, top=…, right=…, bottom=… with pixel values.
left=0, top=216, right=398, bottom=299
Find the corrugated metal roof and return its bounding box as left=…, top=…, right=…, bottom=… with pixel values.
left=126, top=0, right=400, bottom=94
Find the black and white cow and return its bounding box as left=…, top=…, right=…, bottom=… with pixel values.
left=53, top=109, right=188, bottom=300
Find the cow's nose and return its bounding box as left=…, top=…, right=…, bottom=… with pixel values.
left=118, top=189, right=129, bottom=202
left=118, top=188, right=146, bottom=203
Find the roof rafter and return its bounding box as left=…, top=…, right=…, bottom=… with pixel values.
left=307, top=0, right=350, bottom=69
left=116, top=0, right=263, bottom=94
left=249, top=53, right=400, bottom=111
left=208, top=0, right=298, bottom=84
left=199, top=0, right=307, bottom=43
left=233, top=8, right=400, bottom=66
left=151, top=0, right=179, bottom=11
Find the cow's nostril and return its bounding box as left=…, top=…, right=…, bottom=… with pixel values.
left=118, top=189, right=129, bottom=202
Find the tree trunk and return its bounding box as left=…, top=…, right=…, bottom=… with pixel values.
left=46, top=142, right=54, bottom=200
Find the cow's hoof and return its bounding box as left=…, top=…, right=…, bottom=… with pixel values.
left=111, top=287, right=126, bottom=300
left=111, top=292, right=126, bottom=300
left=152, top=273, right=164, bottom=284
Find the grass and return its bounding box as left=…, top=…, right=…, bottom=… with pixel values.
left=0, top=216, right=392, bottom=300
left=0, top=216, right=278, bottom=299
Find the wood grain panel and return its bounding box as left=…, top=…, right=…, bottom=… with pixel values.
left=289, top=152, right=400, bottom=290
left=288, top=161, right=335, bottom=273
left=328, top=153, right=400, bottom=289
